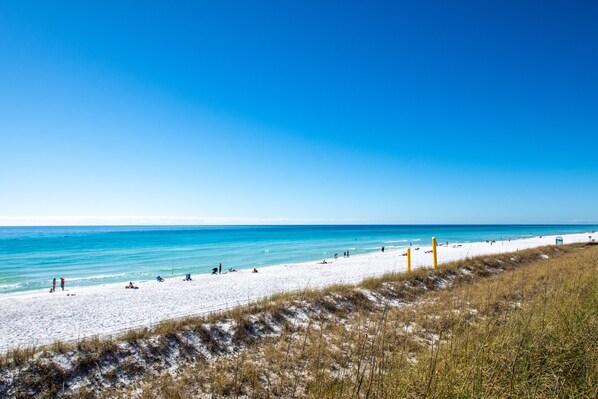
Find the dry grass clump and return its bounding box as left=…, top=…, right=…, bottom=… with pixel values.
left=0, top=346, right=37, bottom=368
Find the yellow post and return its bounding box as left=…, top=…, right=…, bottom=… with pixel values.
left=407, top=247, right=411, bottom=272
left=432, top=237, right=438, bottom=269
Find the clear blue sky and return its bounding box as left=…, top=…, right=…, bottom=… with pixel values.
left=1, top=1, right=597, bottom=225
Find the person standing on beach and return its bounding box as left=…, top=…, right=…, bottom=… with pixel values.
left=60, top=278, right=65, bottom=291
left=52, top=278, right=56, bottom=293
left=381, top=246, right=385, bottom=252
left=219, top=263, right=222, bottom=274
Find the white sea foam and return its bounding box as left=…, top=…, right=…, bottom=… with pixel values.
left=0, top=283, right=20, bottom=291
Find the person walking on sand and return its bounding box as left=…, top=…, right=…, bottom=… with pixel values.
left=52, top=278, right=56, bottom=293
left=219, top=263, right=222, bottom=274
left=60, top=277, right=65, bottom=291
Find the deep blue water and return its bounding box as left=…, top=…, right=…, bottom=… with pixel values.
left=1, top=225, right=596, bottom=294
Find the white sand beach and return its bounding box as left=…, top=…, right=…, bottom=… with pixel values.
left=0, top=232, right=593, bottom=353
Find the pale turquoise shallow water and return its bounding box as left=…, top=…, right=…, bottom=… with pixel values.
left=1, top=225, right=596, bottom=294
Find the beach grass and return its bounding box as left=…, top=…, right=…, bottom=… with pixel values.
left=1, top=243, right=596, bottom=398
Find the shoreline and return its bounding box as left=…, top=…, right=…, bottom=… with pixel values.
left=2, top=224, right=596, bottom=296
left=0, top=232, right=593, bottom=352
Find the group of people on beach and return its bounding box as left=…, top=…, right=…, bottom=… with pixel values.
left=211, top=262, right=249, bottom=274
left=49, top=277, right=65, bottom=293
left=324, top=249, right=355, bottom=264
left=333, top=250, right=351, bottom=259
left=124, top=262, right=259, bottom=289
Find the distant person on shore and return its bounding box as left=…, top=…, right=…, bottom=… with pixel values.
left=51, top=278, right=56, bottom=293
left=343, top=251, right=347, bottom=258
left=381, top=246, right=385, bottom=252
left=252, top=268, right=258, bottom=273
left=334, top=253, right=338, bottom=259
left=184, top=273, right=192, bottom=281
left=156, top=276, right=164, bottom=282
left=228, top=268, right=237, bottom=272
left=212, top=267, right=218, bottom=274
left=219, top=263, right=222, bottom=274
left=60, top=277, right=65, bottom=291
left=347, top=250, right=350, bottom=257
left=125, top=282, right=138, bottom=289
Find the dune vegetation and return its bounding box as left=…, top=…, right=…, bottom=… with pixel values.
left=1, top=243, right=596, bottom=398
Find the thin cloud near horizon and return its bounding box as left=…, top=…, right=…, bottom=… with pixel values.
left=0, top=216, right=367, bottom=226
left=0, top=216, right=595, bottom=227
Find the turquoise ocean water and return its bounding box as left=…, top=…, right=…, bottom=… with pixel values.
left=1, top=225, right=596, bottom=295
